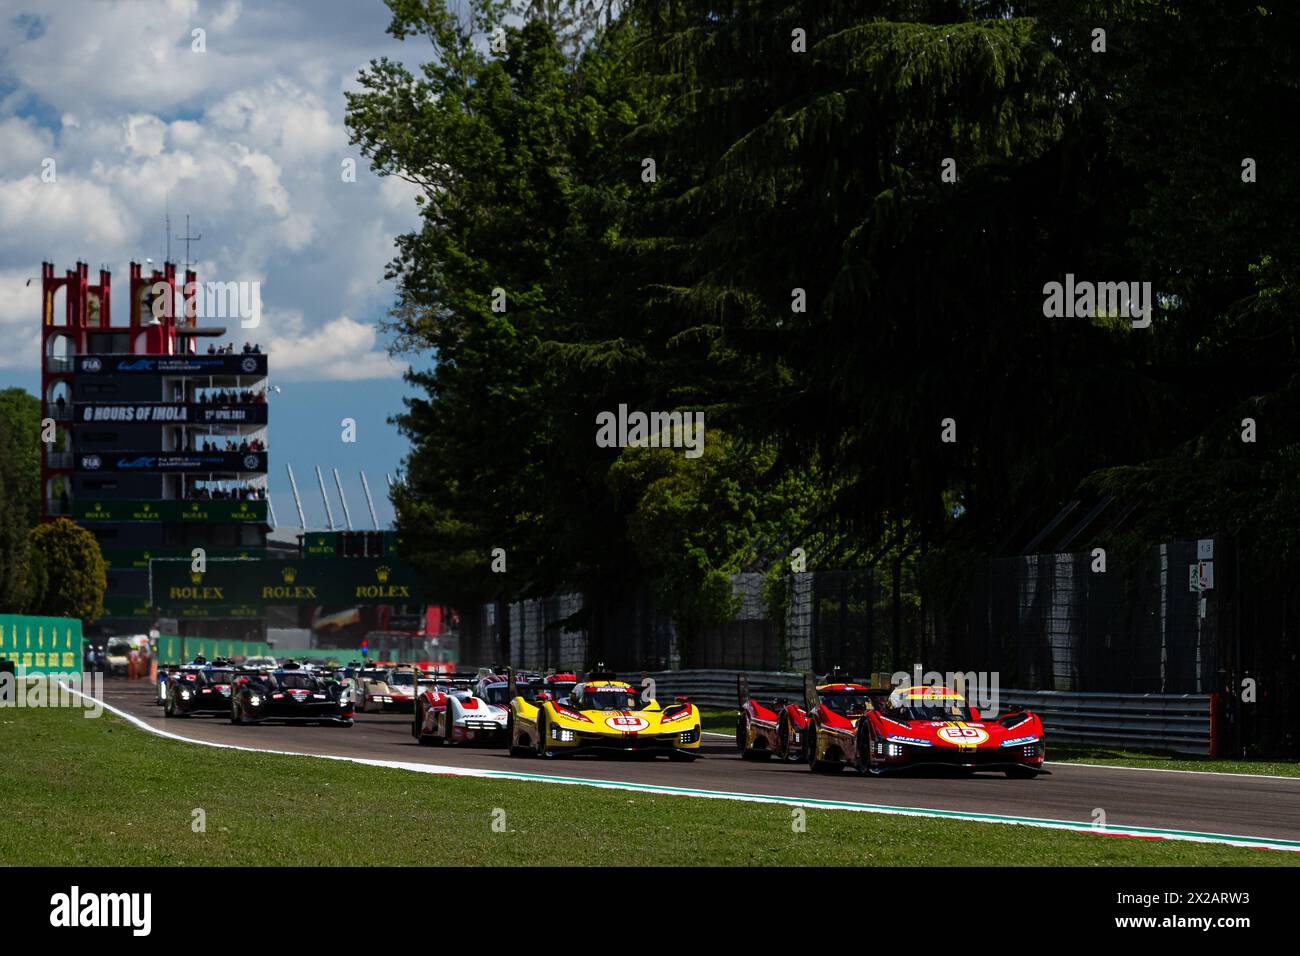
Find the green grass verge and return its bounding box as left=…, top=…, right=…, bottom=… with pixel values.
left=2, top=706, right=1295, bottom=866
left=699, top=707, right=736, bottom=737
left=1049, top=747, right=1300, bottom=777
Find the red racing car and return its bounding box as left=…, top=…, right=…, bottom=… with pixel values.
left=853, top=684, right=1048, bottom=777
left=736, top=673, right=817, bottom=761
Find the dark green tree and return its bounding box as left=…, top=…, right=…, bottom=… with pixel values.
left=26, top=519, right=106, bottom=622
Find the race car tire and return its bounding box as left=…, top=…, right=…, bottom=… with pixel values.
left=229, top=699, right=241, bottom=725
left=853, top=730, right=871, bottom=775
left=443, top=707, right=454, bottom=746
left=536, top=716, right=552, bottom=758
left=806, top=724, right=842, bottom=773
left=777, top=716, right=791, bottom=760
left=508, top=716, right=530, bottom=757
left=737, top=717, right=770, bottom=761
left=164, top=693, right=175, bottom=718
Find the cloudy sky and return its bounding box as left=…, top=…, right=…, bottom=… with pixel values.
left=0, top=0, right=435, bottom=530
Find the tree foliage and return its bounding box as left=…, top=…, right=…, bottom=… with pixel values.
left=25, top=519, right=106, bottom=622
left=350, top=0, right=1300, bottom=645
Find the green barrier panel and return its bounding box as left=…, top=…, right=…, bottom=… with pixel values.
left=0, top=615, right=85, bottom=674
left=154, top=635, right=272, bottom=665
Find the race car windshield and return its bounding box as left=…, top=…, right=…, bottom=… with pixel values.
left=204, top=670, right=234, bottom=684
left=276, top=674, right=319, bottom=690
left=889, top=703, right=973, bottom=722
left=821, top=693, right=870, bottom=715
left=484, top=685, right=513, bottom=705
left=387, top=672, right=414, bottom=687
left=581, top=689, right=641, bottom=710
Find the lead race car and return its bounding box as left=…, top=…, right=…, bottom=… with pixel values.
left=229, top=664, right=354, bottom=727
left=854, top=684, right=1048, bottom=777
left=507, top=668, right=701, bottom=759
left=164, top=660, right=237, bottom=717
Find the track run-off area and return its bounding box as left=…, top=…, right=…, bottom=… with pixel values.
left=83, top=682, right=1300, bottom=854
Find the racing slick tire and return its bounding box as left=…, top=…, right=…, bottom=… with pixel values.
left=777, top=715, right=794, bottom=761
left=508, top=716, right=530, bottom=757
left=536, top=716, right=553, bottom=758
left=229, top=699, right=241, bottom=725
left=737, top=716, right=771, bottom=760
left=853, top=729, right=873, bottom=775
left=805, top=722, right=843, bottom=773
left=163, top=692, right=175, bottom=718
left=443, top=706, right=454, bottom=746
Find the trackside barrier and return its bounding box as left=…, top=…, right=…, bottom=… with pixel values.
left=615, top=670, right=1217, bottom=757
left=999, top=689, right=1217, bottom=758
left=0, top=614, right=84, bottom=674
left=153, top=635, right=272, bottom=665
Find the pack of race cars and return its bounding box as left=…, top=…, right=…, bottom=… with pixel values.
left=155, top=658, right=1046, bottom=776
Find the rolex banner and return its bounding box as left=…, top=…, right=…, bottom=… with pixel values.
left=150, top=558, right=428, bottom=609
left=75, top=499, right=268, bottom=523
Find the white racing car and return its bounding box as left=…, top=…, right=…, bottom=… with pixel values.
left=412, top=675, right=510, bottom=746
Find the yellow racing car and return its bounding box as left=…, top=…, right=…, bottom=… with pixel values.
left=506, top=669, right=701, bottom=760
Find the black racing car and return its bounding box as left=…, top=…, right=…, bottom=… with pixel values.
left=164, top=664, right=237, bottom=717
left=229, top=667, right=354, bottom=727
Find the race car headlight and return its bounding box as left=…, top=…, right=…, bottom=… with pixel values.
left=550, top=725, right=575, bottom=742
left=179, top=689, right=192, bottom=700
left=887, top=743, right=904, bottom=758
left=249, top=695, right=262, bottom=706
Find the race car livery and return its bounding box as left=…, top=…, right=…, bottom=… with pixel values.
left=855, top=685, right=1048, bottom=777
left=356, top=666, right=418, bottom=713
left=412, top=674, right=511, bottom=746
left=508, top=672, right=701, bottom=759
left=164, top=664, right=236, bottom=717
left=736, top=672, right=808, bottom=761
left=801, top=677, right=885, bottom=772
left=229, top=667, right=354, bottom=726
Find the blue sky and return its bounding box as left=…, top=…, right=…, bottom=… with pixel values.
left=0, top=0, right=442, bottom=530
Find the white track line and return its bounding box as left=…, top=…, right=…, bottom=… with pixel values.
left=60, top=685, right=1300, bottom=854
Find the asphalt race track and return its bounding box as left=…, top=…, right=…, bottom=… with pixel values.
left=104, top=682, right=1300, bottom=847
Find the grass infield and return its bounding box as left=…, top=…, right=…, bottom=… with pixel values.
left=1, top=705, right=1295, bottom=866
